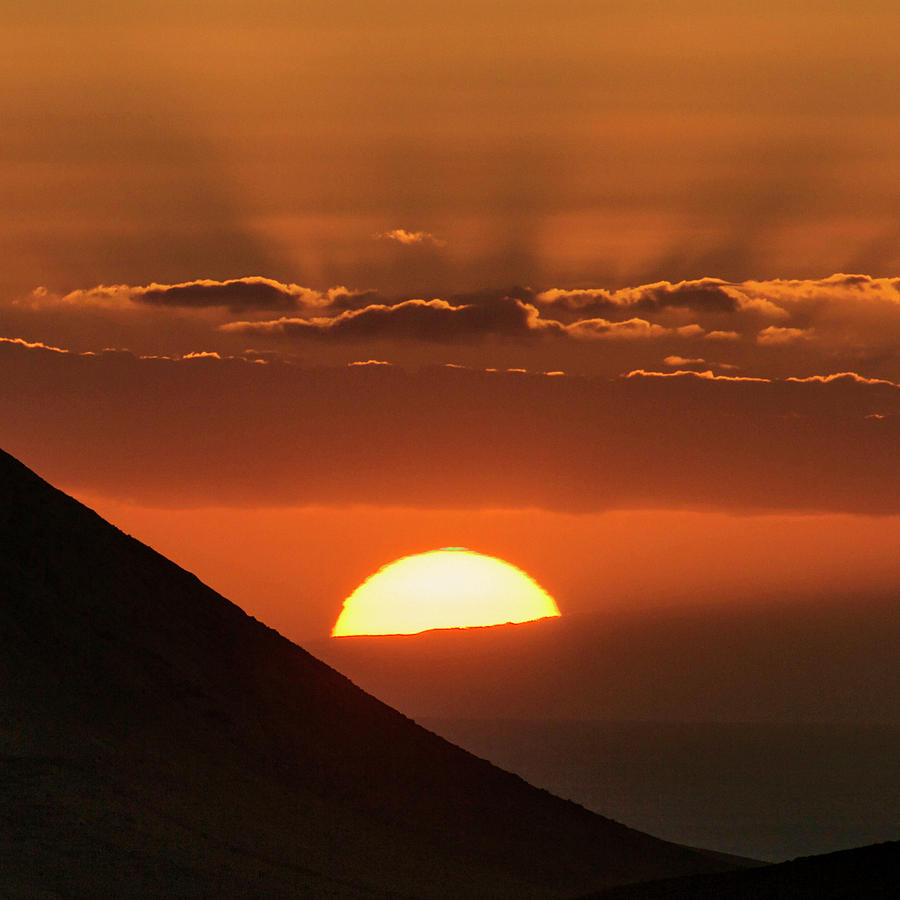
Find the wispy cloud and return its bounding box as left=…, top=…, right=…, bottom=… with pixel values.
left=757, top=326, right=814, bottom=345
left=374, top=229, right=447, bottom=248
left=663, top=356, right=705, bottom=367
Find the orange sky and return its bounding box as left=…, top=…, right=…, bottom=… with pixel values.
left=64, top=496, right=900, bottom=643
left=2, top=2, right=900, bottom=660
left=3, top=2, right=900, bottom=300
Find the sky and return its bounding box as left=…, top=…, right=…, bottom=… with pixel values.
left=3, top=1, right=900, bottom=661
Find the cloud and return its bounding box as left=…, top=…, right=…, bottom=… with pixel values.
left=537, top=275, right=900, bottom=353
left=21, top=278, right=384, bottom=315
left=0, top=336, right=67, bottom=354
left=786, top=372, right=897, bottom=387
left=375, top=229, right=447, bottom=248
left=732, top=275, right=900, bottom=349
left=9, top=272, right=900, bottom=383
left=663, top=356, right=705, bottom=367
left=536, top=279, right=789, bottom=320
left=137, top=278, right=309, bottom=311
left=757, top=326, right=814, bottom=345
left=623, top=369, right=770, bottom=383
left=220, top=297, right=564, bottom=342
left=0, top=337, right=276, bottom=368
left=221, top=301, right=684, bottom=344
left=441, top=363, right=565, bottom=376
left=567, top=317, right=670, bottom=341
left=738, top=274, right=900, bottom=307
left=4, top=339, right=900, bottom=515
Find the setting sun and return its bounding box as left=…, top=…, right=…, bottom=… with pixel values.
left=332, top=548, right=560, bottom=637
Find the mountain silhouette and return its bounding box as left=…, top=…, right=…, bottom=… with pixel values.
left=581, top=841, right=899, bottom=899
left=0, top=448, right=741, bottom=898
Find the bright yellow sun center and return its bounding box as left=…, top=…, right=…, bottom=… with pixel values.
left=331, top=548, right=560, bottom=637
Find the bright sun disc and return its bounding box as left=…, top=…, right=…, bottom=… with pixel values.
left=332, top=548, right=560, bottom=637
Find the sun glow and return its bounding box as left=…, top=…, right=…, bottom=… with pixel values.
left=331, top=548, right=560, bottom=637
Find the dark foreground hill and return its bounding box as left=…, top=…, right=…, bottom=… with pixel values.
left=581, top=841, right=899, bottom=899
left=0, top=448, right=739, bottom=898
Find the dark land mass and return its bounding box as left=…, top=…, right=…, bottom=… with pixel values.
left=314, top=594, right=900, bottom=862
left=580, top=841, right=899, bottom=899
left=417, top=719, right=900, bottom=863
left=0, top=448, right=741, bottom=898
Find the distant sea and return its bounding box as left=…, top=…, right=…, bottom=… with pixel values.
left=421, top=719, right=900, bottom=862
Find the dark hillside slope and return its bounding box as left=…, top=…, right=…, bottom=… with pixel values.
left=0, top=449, right=738, bottom=898
left=582, top=841, right=899, bottom=899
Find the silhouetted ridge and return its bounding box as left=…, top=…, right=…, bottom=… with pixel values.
left=0, top=448, right=741, bottom=897
left=581, top=841, right=899, bottom=899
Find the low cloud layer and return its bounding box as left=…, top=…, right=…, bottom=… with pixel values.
left=3, top=338, right=900, bottom=515
left=220, top=297, right=685, bottom=344
left=6, top=273, right=900, bottom=381
left=221, top=297, right=555, bottom=341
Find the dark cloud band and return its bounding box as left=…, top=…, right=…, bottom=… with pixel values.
left=3, top=338, right=899, bottom=515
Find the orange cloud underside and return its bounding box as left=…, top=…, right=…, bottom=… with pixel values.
left=332, top=548, right=560, bottom=637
